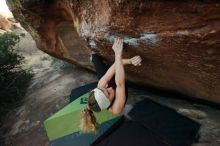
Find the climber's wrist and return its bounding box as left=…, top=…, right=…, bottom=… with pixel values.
left=122, top=59, right=131, bottom=65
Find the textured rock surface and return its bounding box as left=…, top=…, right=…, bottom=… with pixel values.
left=6, top=0, right=220, bottom=103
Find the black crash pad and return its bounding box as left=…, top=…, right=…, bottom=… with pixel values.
left=92, top=120, right=169, bottom=146
left=128, top=98, right=200, bottom=146
left=92, top=98, right=200, bottom=146
left=69, top=82, right=97, bottom=102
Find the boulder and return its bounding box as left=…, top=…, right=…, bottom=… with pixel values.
left=6, top=0, right=220, bottom=103
left=0, top=14, right=11, bottom=32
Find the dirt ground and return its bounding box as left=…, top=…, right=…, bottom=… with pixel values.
left=1, top=29, right=220, bottom=146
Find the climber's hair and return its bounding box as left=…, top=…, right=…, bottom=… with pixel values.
left=80, top=90, right=101, bottom=133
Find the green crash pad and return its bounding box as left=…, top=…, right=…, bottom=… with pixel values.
left=44, top=93, right=120, bottom=141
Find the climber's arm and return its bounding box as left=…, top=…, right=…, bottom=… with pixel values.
left=97, top=59, right=131, bottom=88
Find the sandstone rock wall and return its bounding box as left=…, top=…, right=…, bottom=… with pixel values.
left=6, top=0, right=220, bottom=103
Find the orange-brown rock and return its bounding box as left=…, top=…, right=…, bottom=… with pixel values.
left=0, top=14, right=12, bottom=32
left=6, top=0, right=220, bottom=103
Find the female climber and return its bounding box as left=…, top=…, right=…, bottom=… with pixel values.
left=80, top=38, right=142, bottom=133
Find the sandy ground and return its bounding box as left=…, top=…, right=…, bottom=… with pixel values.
left=1, top=29, right=220, bottom=146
